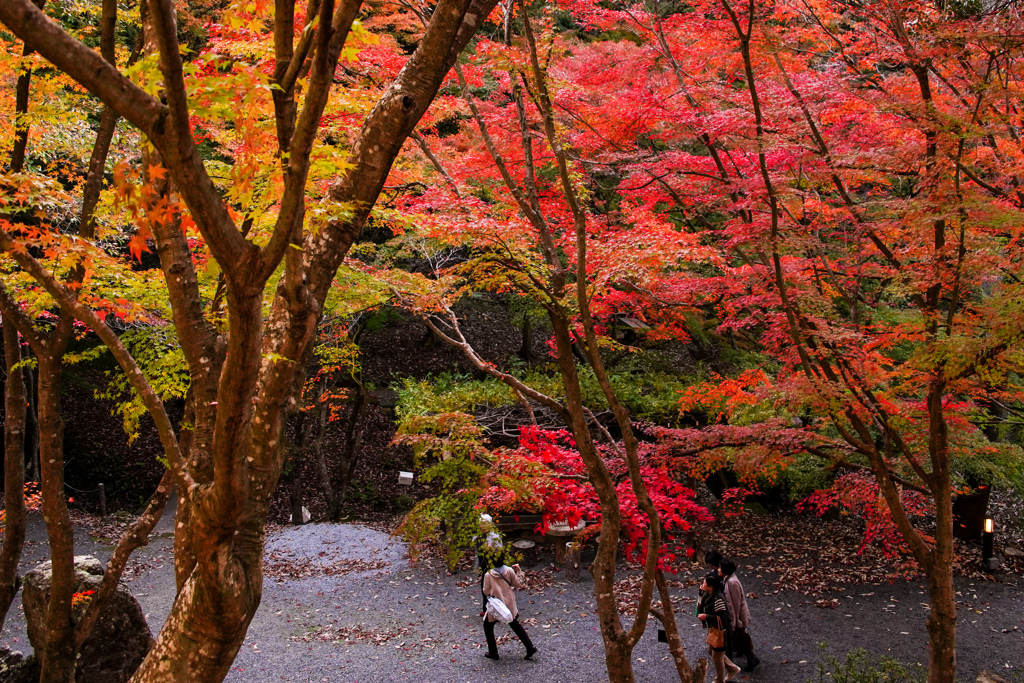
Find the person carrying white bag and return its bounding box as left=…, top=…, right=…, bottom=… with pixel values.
left=482, top=560, right=537, bottom=661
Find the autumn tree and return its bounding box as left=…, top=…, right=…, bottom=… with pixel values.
left=678, top=4, right=1024, bottom=681
left=0, top=0, right=500, bottom=679
left=381, top=1, right=715, bottom=679
left=386, top=2, right=1024, bottom=682
left=0, top=3, right=174, bottom=678
left=288, top=272, right=387, bottom=523
left=527, top=1, right=1024, bottom=681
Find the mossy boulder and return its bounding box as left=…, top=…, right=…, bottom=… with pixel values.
left=22, top=556, right=152, bottom=683
left=0, top=648, right=38, bottom=683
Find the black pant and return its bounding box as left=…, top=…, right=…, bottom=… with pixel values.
left=484, top=617, right=534, bottom=657
left=728, top=628, right=758, bottom=666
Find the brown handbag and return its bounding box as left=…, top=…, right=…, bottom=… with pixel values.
left=705, top=616, right=726, bottom=649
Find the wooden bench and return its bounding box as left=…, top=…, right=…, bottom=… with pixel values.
left=494, top=513, right=545, bottom=531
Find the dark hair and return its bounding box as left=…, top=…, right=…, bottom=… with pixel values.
left=720, top=558, right=737, bottom=577
left=483, top=552, right=507, bottom=571
left=704, top=571, right=724, bottom=593
left=704, top=549, right=722, bottom=568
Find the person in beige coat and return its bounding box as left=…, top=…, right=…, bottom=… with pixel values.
left=482, top=561, right=537, bottom=661
left=720, top=557, right=759, bottom=671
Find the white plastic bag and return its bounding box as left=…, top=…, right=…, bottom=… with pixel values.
left=485, top=596, right=513, bottom=624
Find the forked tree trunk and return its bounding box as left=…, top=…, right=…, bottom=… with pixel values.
left=0, top=2, right=500, bottom=681
left=549, top=316, right=642, bottom=683
left=0, top=322, right=28, bottom=629
left=128, top=540, right=261, bottom=682
left=432, top=42, right=673, bottom=670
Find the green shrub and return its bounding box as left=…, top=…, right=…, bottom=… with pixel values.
left=780, top=453, right=835, bottom=505
left=809, top=645, right=926, bottom=683
left=394, top=365, right=698, bottom=426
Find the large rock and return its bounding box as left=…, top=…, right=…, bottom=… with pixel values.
left=977, top=672, right=1010, bottom=683
left=0, top=648, right=38, bottom=683
left=22, top=556, right=153, bottom=683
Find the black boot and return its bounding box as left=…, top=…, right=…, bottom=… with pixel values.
left=744, top=652, right=760, bottom=672
left=483, top=619, right=500, bottom=660
left=509, top=618, right=536, bottom=659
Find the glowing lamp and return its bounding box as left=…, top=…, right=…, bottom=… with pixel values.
left=982, top=518, right=997, bottom=570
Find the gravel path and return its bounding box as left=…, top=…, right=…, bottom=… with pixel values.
left=1, top=514, right=1021, bottom=682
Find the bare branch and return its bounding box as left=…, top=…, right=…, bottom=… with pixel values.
left=74, top=470, right=173, bottom=648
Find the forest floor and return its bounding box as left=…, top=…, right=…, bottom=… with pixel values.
left=1, top=507, right=1022, bottom=683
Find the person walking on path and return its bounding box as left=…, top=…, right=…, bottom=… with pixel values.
left=720, top=557, right=760, bottom=672
left=698, top=572, right=741, bottom=683
left=482, top=561, right=537, bottom=661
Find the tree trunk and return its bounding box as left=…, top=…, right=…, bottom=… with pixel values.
left=290, top=411, right=308, bottom=526
left=173, top=487, right=197, bottom=592
left=926, top=462, right=957, bottom=683
left=564, top=542, right=581, bottom=582
left=331, top=384, right=367, bottom=516
left=0, top=322, right=28, bottom=630
left=311, top=410, right=336, bottom=519
left=0, top=2, right=502, bottom=681
left=36, top=350, right=77, bottom=683
left=308, top=378, right=342, bottom=520
left=925, top=558, right=957, bottom=683
left=290, top=450, right=304, bottom=526
left=128, top=542, right=261, bottom=683
left=23, top=359, right=39, bottom=482
left=519, top=315, right=534, bottom=362
left=654, top=569, right=707, bottom=683
left=549, top=316, right=638, bottom=682
left=602, top=638, right=636, bottom=683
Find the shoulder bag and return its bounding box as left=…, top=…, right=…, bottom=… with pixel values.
left=705, top=615, right=726, bottom=649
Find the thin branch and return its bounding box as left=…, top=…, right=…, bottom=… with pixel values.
left=410, top=131, right=461, bottom=198
left=74, top=470, right=173, bottom=648
left=805, top=447, right=929, bottom=495
left=147, top=0, right=253, bottom=274
left=0, top=281, right=45, bottom=355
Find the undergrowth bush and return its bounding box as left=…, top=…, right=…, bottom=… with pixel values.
left=395, top=367, right=694, bottom=424
left=809, top=645, right=926, bottom=683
